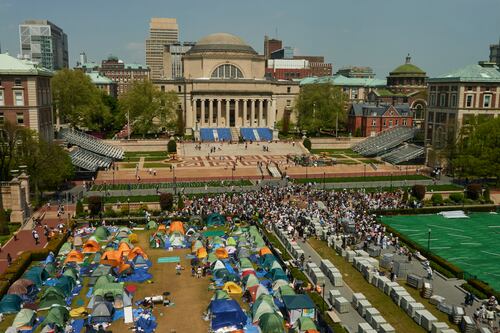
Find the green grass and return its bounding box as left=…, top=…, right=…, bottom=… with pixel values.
left=361, top=158, right=384, bottom=164
left=308, top=239, right=434, bottom=333
left=310, top=148, right=361, bottom=157
left=295, top=174, right=430, bottom=184
left=124, top=151, right=168, bottom=158
left=0, top=224, right=21, bottom=245
left=336, top=160, right=360, bottom=165
left=120, top=163, right=138, bottom=169
left=90, top=180, right=253, bottom=192
left=143, top=162, right=171, bottom=168
left=145, top=156, right=169, bottom=162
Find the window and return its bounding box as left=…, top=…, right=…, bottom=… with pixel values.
left=351, top=88, right=359, bottom=99
left=286, top=100, right=291, bottom=107
left=0, top=90, right=3, bottom=106
left=450, top=94, right=457, bottom=107
left=211, top=64, right=243, bottom=79
left=403, top=119, right=407, bottom=126
left=466, top=94, right=473, bottom=108
left=395, top=120, right=399, bottom=126
left=0, top=113, right=3, bottom=124
left=160, top=85, right=165, bottom=92
left=371, top=119, right=376, bottom=127
left=467, top=86, right=474, bottom=91
left=16, top=113, right=24, bottom=124
left=389, top=120, right=393, bottom=127
left=430, top=94, right=436, bottom=106
left=14, top=91, right=24, bottom=106
left=483, top=94, right=491, bottom=108
left=287, top=87, right=291, bottom=93
left=383, top=120, right=386, bottom=127
left=14, top=78, right=21, bottom=86
left=177, top=85, right=181, bottom=93
left=439, top=94, right=446, bottom=106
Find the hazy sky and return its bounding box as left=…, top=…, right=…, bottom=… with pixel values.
left=1, top=0, right=499, bottom=77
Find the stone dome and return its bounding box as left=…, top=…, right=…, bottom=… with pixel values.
left=187, top=33, right=257, bottom=55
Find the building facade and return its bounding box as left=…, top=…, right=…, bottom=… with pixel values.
left=336, top=66, right=375, bottom=79
left=263, top=36, right=282, bottom=59
left=86, top=72, right=117, bottom=98
left=154, top=33, right=299, bottom=134
left=0, top=53, right=53, bottom=141
left=99, top=56, right=150, bottom=96
left=425, top=62, right=500, bottom=148
left=162, top=42, right=195, bottom=79
left=19, top=20, right=68, bottom=70
left=266, top=59, right=312, bottom=80
left=490, top=40, right=500, bottom=66
left=348, top=103, right=414, bottom=137
left=145, top=18, right=179, bottom=80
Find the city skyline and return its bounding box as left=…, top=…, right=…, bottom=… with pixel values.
left=0, top=0, right=499, bottom=77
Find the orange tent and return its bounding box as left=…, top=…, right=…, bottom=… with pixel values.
left=127, top=247, right=148, bottom=260
left=215, top=247, right=229, bottom=259
left=196, top=247, right=208, bottom=259
left=118, top=242, right=132, bottom=257
left=169, top=221, right=185, bottom=235
left=100, top=250, right=123, bottom=267
left=157, top=225, right=167, bottom=233
left=259, top=247, right=272, bottom=256
left=82, top=239, right=100, bottom=253
left=65, top=250, right=84, bottom=264
left=117, top=263, right=132, bottom=274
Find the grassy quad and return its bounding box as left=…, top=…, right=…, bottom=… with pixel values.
left=90, top=180, right=253, bottom=191
left=294, top=174, right=430, bottom=184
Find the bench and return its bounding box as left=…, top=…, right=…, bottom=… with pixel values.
left=326, top=310, right=341, bottom=323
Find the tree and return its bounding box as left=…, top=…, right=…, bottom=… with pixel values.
left=411, top=185, right=426, bottom=201
left=159, top=193, right=174, bottom=211
left=52, top=69, right=112, bottom=131
left=167, top=139, right=177, bottom=153
left=302, top=138, right=312, bottom=151
left=294, top=83, right=347, bottom=134
left=88, top=196, right=103, bottom=216
left=119, top=81, right=179, bottom=137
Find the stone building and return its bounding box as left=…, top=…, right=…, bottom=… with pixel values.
left=154, top=33, right=299, bottom=135
left=0, top=173, right=31, bottom=223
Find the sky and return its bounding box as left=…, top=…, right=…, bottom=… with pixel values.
left=0, top=0, right=499, bottom=77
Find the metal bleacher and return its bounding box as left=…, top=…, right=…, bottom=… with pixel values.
left=352, top=126, right=416, bottom=157
left=200, top=128, right=232, bottom=142
left=69, top=148, right=112, bottom=172
left=61, top=128, right=124, bottom=159
left=380, top=143, right=424, bottom=164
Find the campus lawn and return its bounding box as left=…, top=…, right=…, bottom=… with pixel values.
left=124, top=151, right=168, bottom=158
left=308, top=239, right=428, bottom=333
left=0, top=223, right=21, bottom=245
left=310, top=149, right=362, bottom=157
left=294, top=174, right=430, bottom=184
left=90, top=180, right=253, bottom=192
left=143, top=162, right=171, bottom=169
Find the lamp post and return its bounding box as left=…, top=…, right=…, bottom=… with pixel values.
left=427, top=228, right=431, bottom=252
left=390, top=173, right=393, bottom=191
left=322, top=282, right=326, bottom=313
left=127, top=197, right=130, bottom=220
left=305, top=164, right=308, bottom=180
left=323, top=172, right=326, bottom=190
left=173, top=166, right=177, bottom=196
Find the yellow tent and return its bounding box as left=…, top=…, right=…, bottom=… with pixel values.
left=128, top=233, right=138, bottom=243
left=196, top=247, right=208, bottom=259
left=222, top=281, right=242, bottom=295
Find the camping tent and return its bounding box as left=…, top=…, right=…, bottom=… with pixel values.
left=211, top=260, right=226, bottom=272
left=59, top=242, right=72, bottom=256
left=270, top=268, right=288, bottom=282
left=282, top=295, right=315, bottom=326
left=94, top=226, right=110, bottom=241
left=259, top=247, right=272, bottom=256
left=237, top=248, right=251, bottom=259
left=149, top=233, right=165, bottom=248
left=64, top=250, right=84, bottom=264
left=116, top=263, right=132, bottom=276
left=115, top=227, right=131, bottom=240
left=206, top=213, right=225, bottom=227
left=55, top=275, right=76, bottom=297
left=7, top=279, right=36, bottom=296
left=168, top=232, right=185, bottom=248
left=252, top=300, right=277, bottom=323
left=41, top=306, right=69, bottom=328
left=191, top=240, right=203, bottom=253
left=209, top=300, right=247, bottom=331
left=118, top=242, right=132, bottom=258
left=222, top=282, right=242, bottom=295
left=226, top=237, right=237, bottom=246
left=128, top=233, right=138, bottom=243
left=258, top=312, right=285, bottom=333
left=90, top=301, right=115, bottom=324
left=131, top=255, right=150, bottom=268
left=13, top=308, right=36, bottom=329
left=63, top=267, right=79, bottom=282
left=0, top=294, right=22, bottom=314
left=38, top=288, right=66, bottom=310
left=145, top=220, right=158, bottom=230
left=127, top=247, right=148, bottom=260
left=239, top=258, right=253, bottom=269
left=95, top=275, right=116, bottom=289
left=272, top=279, right=289, bottom=292
left=296, top=316, right=317, bottom=332
left=169, top=221, right=185, bottom=234
left=212, top=290, right=231, bottom=300
left=83, top=239, right=100, bottom=253
left=277, top=285, right=296, bottom=298
left=23, top=266, right=49, bottom=287
left=100, top=251, right=123, bottom=267
left=73, top=236, right=83, bottom=247
left=243, top=274, right=260, bottom=289
left=215, top=247, right=229, bottom=259
left=157, top=224, right=167, bottom=233
left=196, top=247, right=208, bottom=259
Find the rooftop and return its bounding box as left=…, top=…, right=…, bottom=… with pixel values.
left=86, top=72, right=114, bottom=85
left=390, top=55, right=425, bottom=76
left=187, top=33, right=257, bottom=55
left=429, top=62, right=500, bottom=83
left=300, top=74, right=386, bottom=87
left=0, top=53, right=53, bottom=76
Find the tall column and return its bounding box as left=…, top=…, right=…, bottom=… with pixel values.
left=250, top=99, right=256, bottom=127
left=201, top=99, right=206, bottom=127
left=193, top=99, right=198, bottom=130
left=208, top=99, right=214, bottom=127
left=217, top=99, right=222, bottom=127
left=269, top=98, right=277, bottom=129
left=243, top=99, right=248, bottom=127
left=225, top=99, right=230, bottom=127
left=258, top=99, right=263, bottom=127
left=234, top=99, right=239, bottom=127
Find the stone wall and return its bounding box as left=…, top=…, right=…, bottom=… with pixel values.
left=0, top=173, right=31, bottom=223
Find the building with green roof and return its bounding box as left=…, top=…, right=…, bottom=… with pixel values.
left=425, top=61, right=500, bottom=152
left=0, top=53, right=54, bottom=141
left=86, top=72, right=117, bottom=98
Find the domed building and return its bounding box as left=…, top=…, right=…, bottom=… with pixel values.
left=155, top=33, right=299, bottom=138
left=387, top=54, right=427, bottom=93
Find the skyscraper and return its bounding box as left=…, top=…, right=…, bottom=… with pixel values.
left=145, top=18, right=179, bottom=80
left=19, top=20, right=68, bottom=70
left=163, top=42, right=195, bottom=79
left=490, top=39, right=500, bottom=67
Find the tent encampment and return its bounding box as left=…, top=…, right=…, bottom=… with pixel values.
left=206, top=213, right=225, bottom=227
left=282, top=295, right=315, bottom=326
left=64, top=250, right=84, bottom=264
left=83, top=239, right=100, bottom=253
left=196, top=247, right=208, bottom=259
left=127, top=247, right=148, bottom=260
left=0, top=294, right=22, bottom=314
left=212, top=290, right=231, bottom=300
left=41, top=306, right=69, bottom=328
left=149, top=233, right=165, bottom=248
left=222, top=282, right=242, bottom=295
left=94, top=226, right=110, bottom=241
left=145, top=220, right=158, bottom=230
left=73, top=236, right=83, bottom=247
left=168, top=232, right=185, bottom=248
left=23, top=266, right=49, bottom=287
left=258, top=312, right=285, bottom=333
left=209, top=299, right=247, bottom=331
left=100, top=251, right=123, bottom=267
left=59, top=242, right=72, bottom=256
left=115, top=227, right=131, bottom=240
left=215, top=247, right=229, bottom=259
left=90, top=301, right=115, bottom=324
left=7, top=279, right=36, bottom=296
left=191, top=240, right=203, bottom=253
left=296, top=316, right=318, bottom=332
left=169, top=221, right=185, bottom=234
left=13, top=308, right=36, bottom=329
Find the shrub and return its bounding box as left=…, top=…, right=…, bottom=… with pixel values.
left=104, top=207, right=117, bottom=218
left=354, top=128, right=362, bottom=137
left=76, top=200, right=84, bottom=217
left=177, top=195, right=185, bottom=210
left=167, top=140, right=177, bottom=153
left=467, top=279, right=500, bottom=299
left=120, top=205, right=129, bottom=216
left=431, top=193, right=443, bottom=206
left=466, top=184, right=482, bottom=200
left=449, top=192, right=464, bottom=203
left=411, top=184, right=426, bottom=201
left=159, top=193, right=174, bottom=211
left=0, top=210, right=9, bottom=236
left=402, top=190, right=409, bottom=203
left=461, top=283, right=487, bottom=300
left=483, top=187, right=491, bottom=202
left=87, top=196, right=103, bottom=216
left=302, top=137, right=312, bottom=151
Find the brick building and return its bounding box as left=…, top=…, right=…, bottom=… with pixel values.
left=0, top=53, right=53, bottom=141
left=348, top=103, right=413, bottom=137
left=266, top=59, right=312, bottom=80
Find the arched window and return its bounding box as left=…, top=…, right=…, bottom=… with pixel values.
left=211, top=64, right=244, bottom=79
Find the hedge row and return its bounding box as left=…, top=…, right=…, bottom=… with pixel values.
left=373, top=204, right=497, bottom=216
left=466, top=279, right=500, bottom=300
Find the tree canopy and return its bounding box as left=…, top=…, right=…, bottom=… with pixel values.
left=118, top=81, right=179, bottom=136
left=294, top=83, right=347, bottom=134
left=450, top=116, right=500, bottom=182
left=52, top=69, right=114, bottom=131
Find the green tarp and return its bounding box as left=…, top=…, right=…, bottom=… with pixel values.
left=206, top=213, right=225, bottom=227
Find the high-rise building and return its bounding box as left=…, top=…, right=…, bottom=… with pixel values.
left=19, top=20, right=68, bottom=70
left=162, top=42, right=195, bottom=79
left=145, top=18, right=179, bottom=80
left=263, top=36, right=282, bottom=59
left=490, top=39, right=500, bottom=66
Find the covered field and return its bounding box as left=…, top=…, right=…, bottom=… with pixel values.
left=382, top=212, right=500, bottom=290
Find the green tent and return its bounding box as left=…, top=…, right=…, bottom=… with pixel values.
left=261, top=255, right=277, bottom=270
left=44, top=262, right=57, bottom=277
left=258, top=312, right=285, bottom=333
left=239, top=258, right=253, bottom=269
left=226, top=237, right=237, bottom=246
left=41, top=286, right=66, bottom=300
left=207, top=252, right=217, bottom=263
left=192, top=240, right=203, bottom=252
left=94, top=275, right=115, bottom=289
left=55, top=275, right=75, bottom=297
left=23, top=266, right=49, bottom=287
left=243, top=274, right=260, bottom=289
left=271, top=268, right=288, bottom=282
left=59, top=242, right=72, bottom=256
left=297, top=316, right=317, bottom=331
left=146, top=220, right=158, bottom=230
left=206, top=213, right=225, bottom=227
left=253, top=294, right=275, bottom=312
left=0, top=294, right=22, bottom=314
left=62, top=267, right=79, bottom=282
left=150, top=234, right=165, bottom=248
left=13, top=308, right=36, bottom=328
left=252, top=301, right=277, bottom=323
left=38, top=292, right=66, bottom=310
left=93, top=283, right=124, bottom=298
left=94, top=226, right=110, bottom=241
left=277, top=285, right=296, bottom=297
left=42, top=306, right=69, bottom=328
left=213, top=290, right=231, bottom=300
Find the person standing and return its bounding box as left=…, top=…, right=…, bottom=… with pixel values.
left=7, top=253, right=12, bottom=266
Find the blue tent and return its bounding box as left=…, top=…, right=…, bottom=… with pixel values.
left=44, top=252, right=55, bottom=265
left=209, top=299, right=247, bottom=331
left=23, top=266, right=49, bottom=287
left=0, top=294, right=22, bottom=314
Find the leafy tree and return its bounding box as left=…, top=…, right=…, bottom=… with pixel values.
left=302, top=137, right=312, bottom=151
left=88, top=196, right=102, bottom=216
left=52, top=69, right=112, bottom=131
left=119, top=81, right=179, bottom=137
left=411, top=185, right=426, bottom=201
left=431, top=193, right=443, bottom=206
left=101, top=92, right=126, bottom=133
left=76, top=200, right=84, bottom=216
left=159, top=193, right=173, bottom=211
left=167, top=139, right=177, bottom=153
left=0, top=208, right=8, bottom=236
left=0, top=121, right=31, bottom=181
left=294, top=83, right=347, bottom=134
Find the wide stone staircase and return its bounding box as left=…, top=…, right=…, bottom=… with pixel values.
left=230, top=128, right=240, bottom=142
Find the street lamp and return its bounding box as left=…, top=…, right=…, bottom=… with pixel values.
left=427, top=228, right=431, bottom=252
left=127, top=197, right=130, bottom=220
left=322, top=283, right=326, bottom=313
left=390, top=173, right=393, bottom=191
